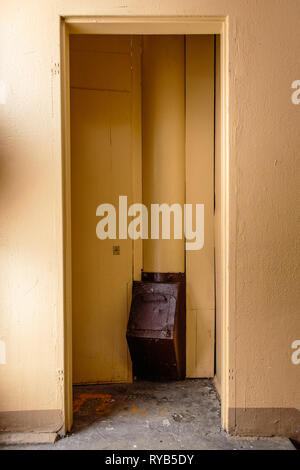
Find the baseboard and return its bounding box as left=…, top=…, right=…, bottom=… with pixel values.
left=228, top=407, right=300, bottom=440
left=0, top=409, right=63, bottom=433
left=0, top=432, right=57, bottom=445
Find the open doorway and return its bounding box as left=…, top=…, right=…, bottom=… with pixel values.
left=60, top=17, right=228, bottom=436
left=69, top=33, right=217, bottom=385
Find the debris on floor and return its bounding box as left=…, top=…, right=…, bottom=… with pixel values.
left=1, top=380, right=295, bottom=450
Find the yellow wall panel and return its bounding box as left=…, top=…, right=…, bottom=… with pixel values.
left=70, top=36, right=141, bottom=384
left=186, top=36, right=215, bottom=378
left=142, top=36, right=185, bottom=273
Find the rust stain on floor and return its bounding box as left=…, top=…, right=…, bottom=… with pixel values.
left=73, top=393, right=113, bottom=415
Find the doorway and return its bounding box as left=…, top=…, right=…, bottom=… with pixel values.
left=70, top=33, right=216, bottom=385
left=61, top=16, right=228, bottom=434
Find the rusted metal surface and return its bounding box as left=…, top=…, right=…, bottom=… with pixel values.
left=141, top=272, right=185, bottom=284
left=126, top=273, right=186, bottom=380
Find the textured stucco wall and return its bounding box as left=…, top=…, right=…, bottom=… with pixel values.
left=0, top=0, right=299, bottom=436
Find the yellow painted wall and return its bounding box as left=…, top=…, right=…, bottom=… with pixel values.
left=214, top=35, right=222, bottom=396
left=142, top=36, right=185, bottom=273
left=0, top=0, right=299, bottom=437
left=185, top=35, right=215, bottom=378
left=142, top=35, right=215, bottom=379
left=70, top=35, right=137, bottom=384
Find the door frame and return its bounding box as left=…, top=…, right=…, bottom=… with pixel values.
left=60, top=15, right=229, bottom=434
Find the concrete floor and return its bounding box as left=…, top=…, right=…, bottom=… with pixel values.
left=1, top=379, right=295, bottom=450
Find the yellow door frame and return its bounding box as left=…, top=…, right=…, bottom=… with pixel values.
left=60, top=15, right=229, bottom=434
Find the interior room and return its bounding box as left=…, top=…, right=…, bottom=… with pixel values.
left=68, top=33, right=220, bottom=447
left=70, top=33, right=216, bottom=384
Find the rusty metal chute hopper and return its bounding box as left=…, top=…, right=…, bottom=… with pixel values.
left=126, top=273, right=186, bottom=380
